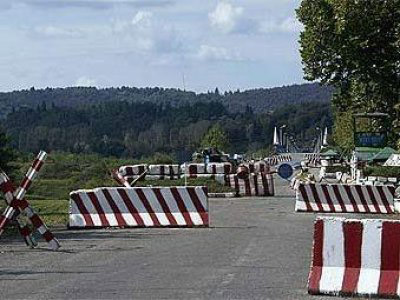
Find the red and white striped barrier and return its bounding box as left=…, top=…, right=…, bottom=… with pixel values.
left=118, top=165, right=147, bottom=176
left=0, top=151, right=60, bottom=250
left=216, top=173, right=274, bottom=197
left=181, top=163, right=205, bottom=177
left=264, top=155, right=292, bottom=166
left=309, top=217, right=400, bottom=298
left=0, top=172, right=36, bottom=247
left=304, top=153, right=321, bottom=166
left=123, top=174, right=179, bottom=181
left=206, top=162, right=233, bottom=175
left=242, top=161, right=270, bottom=174
left=69, top=186, right=209, bottom=228
left=295, top=183, right=395, bottom=214
left=148, top=165, right=180, bottom=178
left=181, top=163, right=233, bottom=178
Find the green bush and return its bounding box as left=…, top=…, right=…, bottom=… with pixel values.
left=364, top=166, right=400, bottom=178
left=143, top=152, right=176, bottom=164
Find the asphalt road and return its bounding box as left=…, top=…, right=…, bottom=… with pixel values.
left=0, top=179, right=355, bottom=300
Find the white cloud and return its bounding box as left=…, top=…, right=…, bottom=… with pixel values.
left=209, top=1, right=243, bottom=34
left=196, top=45, right=242, bottom=61
left=75, top=76, right=96, bottom=87
left=112, top=11, right=182, bottom=54
left=34, top=26, right=84, bottom=38
left=260, top=16, right=302, bottom=34
left=5, top=0, right=174, bottom=10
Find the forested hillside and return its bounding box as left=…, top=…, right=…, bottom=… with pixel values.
left=3, top=99, right=332, bottom=162
left=0, top=83, right=332, bottom=118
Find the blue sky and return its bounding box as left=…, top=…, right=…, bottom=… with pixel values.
left=0, top=0, right=304, bottom=92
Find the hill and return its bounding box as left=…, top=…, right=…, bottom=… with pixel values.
left=0, top=83, right=332, bottom=118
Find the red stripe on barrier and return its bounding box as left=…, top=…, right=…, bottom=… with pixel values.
left=354, top=185, right=371, bottom=213
left=308, top=219, right=324, bottom=294
left=376, top=186, right=393, bottom=213
left=102, top=189, right=127, bottom=227
left=331, top=185, right=346, bottom=212
left=244, top=178, right=251, bottom=196
left=309, top=184, right=324, bottom=212
left=343, top=185, right=359, bottom=213
left=224, top=164, right=230, bottom=174
left=135, top=188, right=161, bottom=226
left=42, top=231, right=55, bottom=243
left=88, top=192, right=110, bottom=227
left=20, top=177, right=31, bottom=191
left=187, top=187, right=208, bottom=225
left=234, top=176, right=239, bottom=194
left=253, top=174, right=259, bottom=196
left=19, top=226, right=31, bottom=237
left=299, top=185, right=313, bottom=212
left=189, top=165, right=197, bottom=177
left=365, top=185, right=382, bottom=213
left=378, top=222, right=400, bottom=296
left=71, top=194, right=94, bottom=227
left=117, top=189, right=145, bottom=226
left=30, top=214, right=43, bottom=229
left=170, top=187, right=193, bottom=226
left=320, top=184, right=336, bottom=212
left=342, top=221, right=362, bottom=294
left=152, top=188, right=178, bottom=226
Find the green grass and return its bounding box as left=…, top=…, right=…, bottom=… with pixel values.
left=0, top=200, right=69, bottom=231
left=0, top=152, right=235, bottom=230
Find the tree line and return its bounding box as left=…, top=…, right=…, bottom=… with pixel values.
left=2, top=99, right=332, bottom=162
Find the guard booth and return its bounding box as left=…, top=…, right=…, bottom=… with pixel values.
left=351, top=113, right=390, bottom=181
left=353, top=112, right=389, bottom=149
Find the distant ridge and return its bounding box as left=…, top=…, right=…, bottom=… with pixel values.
left=0, top=83, right=332, bottom=118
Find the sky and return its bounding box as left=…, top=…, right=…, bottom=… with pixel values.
left=0, top=0, right=304, bottom=93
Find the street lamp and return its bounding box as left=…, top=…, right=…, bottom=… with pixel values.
left=279, top=125, right=286, bottom=147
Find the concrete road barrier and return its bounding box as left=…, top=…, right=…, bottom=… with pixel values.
left=217, top=173, right=274, bottom=197
left=69, top=186, right=209, bottom=228
left=309, top=217, right=400, bottom=298
left=296, top=183, right=395, bottom=214
left=148, top=165, right=180, bottom=177
left=118, top=165, right=147, bottom=176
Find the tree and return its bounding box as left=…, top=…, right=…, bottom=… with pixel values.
left=201, top=124, right=230, bottom=151
left=332, top=111, right=354, bottom=154
left=0, top=128, right=15, bottom=173
left=297, top=0, right=400, bottom=145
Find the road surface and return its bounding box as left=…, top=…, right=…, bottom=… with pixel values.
left=0, top=179, right=358, bottom=299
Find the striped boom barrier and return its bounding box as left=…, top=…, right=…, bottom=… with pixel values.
left=308, top=217, right=400, bottom=298
left=0, top=172, right=36, bottom=247
left=0, top=152, right=60, bottom=250
left=69, top=186, right=209, bottom=228
left=217, top=173, right=274, bottom=197
left=295, top=183, right=395, bottom=214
